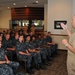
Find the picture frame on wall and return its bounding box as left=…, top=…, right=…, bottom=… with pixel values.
left=54, top=20, right=67, bottom=29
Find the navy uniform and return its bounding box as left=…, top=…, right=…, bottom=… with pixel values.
left=16, top=41, right=33, bottom=73
left=25, top=41, right=42, bottom=68
left=31, top=40, right=48, bottom=64
left=2, top=39, right=15, bottom=61
left=12, top=38, right=19, bottom=47
left=36, top=38, right=48, bottom=56
left=46, top=35, right=58, bottom=54
left=0, top=47, right=19, bottom=75
left=37, top=37, right=52, bottom=60
left=12, top=38, right=19, bottom=61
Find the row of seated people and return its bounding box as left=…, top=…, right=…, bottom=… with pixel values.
left=0, top=41, right=22, bottom=75
left=0, top=30, right=58, bottom=74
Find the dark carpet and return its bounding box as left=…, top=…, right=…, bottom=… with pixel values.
left=17, top=50, right=68, bottom=75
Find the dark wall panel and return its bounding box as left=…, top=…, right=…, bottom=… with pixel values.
left=11, top=7, right=44, bottom=20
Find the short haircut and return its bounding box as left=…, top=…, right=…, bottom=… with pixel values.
left=19, top=34, right=24, bottom=37
left=48, top=31, right=51, bottom=34
left=26, top=35, right=30, bottom=38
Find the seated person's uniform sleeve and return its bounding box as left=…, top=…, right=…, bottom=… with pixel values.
left=16, top=42, right=27, bottom=55
left=0, top=48, right=6, bottom=61
left=25, top=42, right=34, bottom=50
left=2, top=40, right=7, bottom=50
left=46, top=36, right=52, bottom=43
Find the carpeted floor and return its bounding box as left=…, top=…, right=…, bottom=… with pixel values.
left=17, top=50, right=68, bottom=75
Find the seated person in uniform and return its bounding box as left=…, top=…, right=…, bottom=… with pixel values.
left=12, top=33, right=19, bottom=47
left=46, top=32, right=58, bottom=54
left=31, top=35, right=48, bottom=65
left=0, top=40, right=19, bottom=75
left=2, top=33, right=15, bottom=61
left=25, top=35, right=46, bottom=70
left=16, top=34, right=34, bottom=74
left=30, top=25, right=35, bottom=35
left=40, top=34, right=52, bottom=61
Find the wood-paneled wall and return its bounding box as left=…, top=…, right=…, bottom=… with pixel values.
left=11, top=7, right=44, bottom=20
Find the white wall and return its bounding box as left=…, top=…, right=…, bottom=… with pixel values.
left=71, top=0, right=75, bottom=33
left=51, top=35, right=69, bottom=49
left=72, top=0, right=75, bottom=16
left=47, top=0, right=72, bottom=34
left=47, top=0, right=73, bottom=49
left=0, top=9, right=11, bottom=28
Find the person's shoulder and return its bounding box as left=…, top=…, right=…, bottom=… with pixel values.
left=0, top=47, right=4, bottom=51
left=16, top=41, right=20, bottom=45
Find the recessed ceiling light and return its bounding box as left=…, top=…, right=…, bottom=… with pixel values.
left=32, top=0, right=38, bottom=4
left=25, top=5, right=27, bottom=7
left=36, top=1, right=38, bottom=3
left=13, top=3, right=16, bottom=5
left=8, top=7, right=10, bottom=9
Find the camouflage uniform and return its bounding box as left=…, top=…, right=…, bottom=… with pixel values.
left=0, top=64, right=14, bottom=75
left=31, top=40, right=47, bottom=61
left=25, top=41, right=42, bottom=65
left=0, top=48, right=19, bottom=75
left=16, top=41, right=32, bottom=68
left=2, top=39, right=15, bottom=61
left=12, top=38, right=19, bottom=46
left=37, top=38, right=52, bottom=59
left=46, top=36, right=58, bottom=54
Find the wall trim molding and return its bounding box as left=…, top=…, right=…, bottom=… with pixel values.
left=51, top=34, right=68, bottom=36
left=58, top=49, right=67, bottom=51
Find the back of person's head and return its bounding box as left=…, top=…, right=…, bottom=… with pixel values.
left=26, top=35, right=30, bottom=38
left=47, top=31, right=51, bottom=36
left=48, top=31, right=51, bottom=34
left=31, top=35, right=36, bottom=41
left=37, top=34, right=41, bottom=38
left=18, top=34, right=24, bottom=42
left=25, top=35, right=30, bottom=41
left=19, top=34, right=24, bottom=37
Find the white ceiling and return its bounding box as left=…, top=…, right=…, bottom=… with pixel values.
left=0, top=0, right=47, bottom=10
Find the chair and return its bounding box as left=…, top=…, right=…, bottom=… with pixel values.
left=16, top=51, right=27, bottom=73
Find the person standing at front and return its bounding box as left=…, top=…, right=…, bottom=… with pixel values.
left=61, top=16, right=75, bottom=75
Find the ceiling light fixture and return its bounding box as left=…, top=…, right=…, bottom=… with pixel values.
left=25, top=5, right=27, bottom=7
left=32, top=0, right=38, bottom=4
left=36, top=1, right=38, bottom=3
left=13, top=3, right=16, bottom=5
left=7, top=7, right=10, bottom=9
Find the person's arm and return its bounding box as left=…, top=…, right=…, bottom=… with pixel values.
left=62, top=39, right=75, bottom=53
left=66, top=28, right=72, bottom=37
left=7, top=47, right=15, bottom=51
left=5, top=55, right=10, bottom=64
left=28, top=49, right=36, bottom=52
left=66, top=43, right=75, bottom=53
left=19, top=51, right=26, bottom=55
left=26, top=50, right=30, bottom=54
left=19, top=51, right=30, bottom=55
left=0, top=61, right=6, bottom=64
left=47, top=42, right=55, bottom=45
left=5, top=55, right=9, bottom=61
left=61, top=23, right=72, bottom=37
